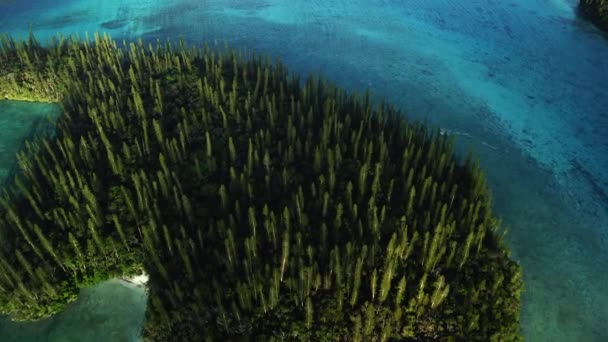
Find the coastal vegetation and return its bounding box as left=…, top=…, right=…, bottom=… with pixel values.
left=580, top=0, right=608, bottom=32
left=0, top=32, right=523, bottom=340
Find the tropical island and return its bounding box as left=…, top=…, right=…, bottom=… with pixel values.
left=579, top=0, right=608, bottom=32
left=0, top=32, right=523, bottom=341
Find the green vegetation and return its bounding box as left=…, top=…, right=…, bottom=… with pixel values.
left=580, top=0, right=608, bottom=32
left=0, top=32, right=522, bottom=341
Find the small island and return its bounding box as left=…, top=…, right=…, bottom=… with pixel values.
left=0, top=32, right=523, bottom=341
left=579, top=0, right=608, bottom=32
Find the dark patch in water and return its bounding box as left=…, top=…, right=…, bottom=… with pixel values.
left=570, top=158, right=608, bottom=207
left=557, top=304, right=577, bottom=330
left=227, top=1, right=272, bottom=12
left=521, top=138, right=534, bottom=146
left=100, top=19, right=127, bottom=30
left=503, top=24, right=514, bottom=39
left=36, top=9, right=89, bottom=30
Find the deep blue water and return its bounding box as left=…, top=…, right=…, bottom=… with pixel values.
left=1, top=0, right=607, bottom=341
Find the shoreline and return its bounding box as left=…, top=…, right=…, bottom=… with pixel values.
left=118, top=271, right=150, bottom=291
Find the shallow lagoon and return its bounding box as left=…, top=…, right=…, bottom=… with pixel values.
left=1, top=0, right=607, bottom=341
left=0, top=279, right=147, bottom=342
left=0, top=101, right=57, bottom=184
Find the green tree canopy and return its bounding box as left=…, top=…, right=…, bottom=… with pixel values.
left=0, top=32, right=522, bottom=341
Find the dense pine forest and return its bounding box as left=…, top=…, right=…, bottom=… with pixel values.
left=0, top=32, right=522, bottom=341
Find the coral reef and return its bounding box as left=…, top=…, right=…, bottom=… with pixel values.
left=0, top=32, right=522, bottom=341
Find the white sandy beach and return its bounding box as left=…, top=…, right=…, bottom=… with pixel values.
left=119, top=270, right=150, bottom=289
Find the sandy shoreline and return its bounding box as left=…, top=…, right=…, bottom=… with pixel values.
left=118, top=271, right=149, bottom=290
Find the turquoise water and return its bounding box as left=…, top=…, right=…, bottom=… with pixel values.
left=1, top=0, right=607, bottom=341
left=0, top=280, right=147, bottom=342
left=0, top=101, right=148, bottom=342
left=0, top=101, right=57, bottom=184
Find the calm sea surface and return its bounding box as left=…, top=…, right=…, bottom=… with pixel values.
left=1, top=1, right=607, bottom=341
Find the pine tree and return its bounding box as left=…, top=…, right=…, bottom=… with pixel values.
left=305, top=296, right=313, bottom=329
left=350, top=256, right=363, bottom=307
left=280, top=230, right=290, bottom=282
left=68, top=232, right=87, bottom=270
left=33, top=223, right=64, bottom=271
